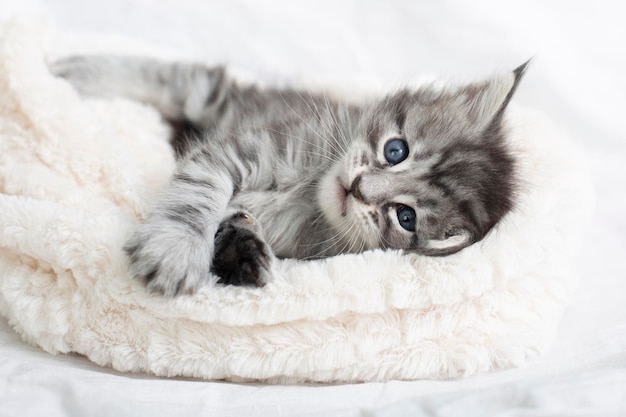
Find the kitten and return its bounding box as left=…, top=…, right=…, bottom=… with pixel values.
left=52, top=56, right=526, bottom=296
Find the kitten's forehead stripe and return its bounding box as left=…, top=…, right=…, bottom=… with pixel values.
left=417, top=198, right=438, bottom=209
left=394, top=105, right=406, bottom=133
left=366, top=120, right=380, bottom=150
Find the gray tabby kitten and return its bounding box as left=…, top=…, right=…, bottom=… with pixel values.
left=52, top=56, right=527, bottom=296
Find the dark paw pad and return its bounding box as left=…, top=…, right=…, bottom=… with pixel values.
left=211, top=213, right=272, bottom=287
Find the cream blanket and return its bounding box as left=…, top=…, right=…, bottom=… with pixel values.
left=0, top=22, right=593, bottom=383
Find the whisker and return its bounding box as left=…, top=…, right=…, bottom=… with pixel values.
left=292, top=91, right=345, bottom=158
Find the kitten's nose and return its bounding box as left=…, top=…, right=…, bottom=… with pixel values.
left=350, top=175, right=367, bottom=202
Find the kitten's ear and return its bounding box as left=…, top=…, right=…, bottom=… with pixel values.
left=420, top=231, right=473, bottom=256
left=459, top=59, right=531, bottom=130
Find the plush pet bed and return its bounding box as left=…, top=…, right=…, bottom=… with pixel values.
left=0, top=22, right=593, bottom=383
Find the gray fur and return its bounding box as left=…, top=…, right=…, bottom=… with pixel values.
left=52, top=56, right=526, bottom=295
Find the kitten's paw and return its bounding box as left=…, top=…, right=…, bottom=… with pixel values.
left=212, top=212, right=273, bottom=287
left=124, top=225, right=212, bottom=296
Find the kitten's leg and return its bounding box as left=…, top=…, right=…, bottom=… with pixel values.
left=51, top=55, right=226, bottom=127
left=53, top=56, right=275, bottom=294
left=124, top=143, right=274, bottom=296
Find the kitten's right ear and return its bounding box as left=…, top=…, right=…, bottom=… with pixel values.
left=457, top=59, right=532, bottom=131
left=490, top=59, right=532, bottom=123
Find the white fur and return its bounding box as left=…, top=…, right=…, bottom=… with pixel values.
left=0, top=22, right=593, bottom=383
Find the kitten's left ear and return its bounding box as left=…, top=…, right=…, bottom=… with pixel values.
left=461, top=59, right=531, bottom=130
left=420, top=230, right=474, bottom=257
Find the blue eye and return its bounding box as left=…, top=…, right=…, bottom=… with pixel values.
left=397, top=205, right=416, bottom=231
left=384, top=138, right=409, bottom=165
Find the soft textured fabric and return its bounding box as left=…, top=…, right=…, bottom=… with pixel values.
left=0, top=21, right=593, bottom=383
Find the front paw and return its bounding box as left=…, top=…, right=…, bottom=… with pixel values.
left=124, top=223, right=212, bottom=296
left=212, top=212, right=273, bottom=287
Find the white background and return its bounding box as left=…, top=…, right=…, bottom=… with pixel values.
left=1, top=1, right=625, bottom=416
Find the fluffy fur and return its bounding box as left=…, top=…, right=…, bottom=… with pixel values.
left=0, top=23, right=592, bottom=383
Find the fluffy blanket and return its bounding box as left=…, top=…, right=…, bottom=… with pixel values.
left=0, top=22, right=593, bottom=383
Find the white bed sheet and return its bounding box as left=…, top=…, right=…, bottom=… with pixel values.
left=1, top=1, right=625, bottom=416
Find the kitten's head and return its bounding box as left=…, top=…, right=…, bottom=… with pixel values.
left=318, top=62, right=528, bottom=256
